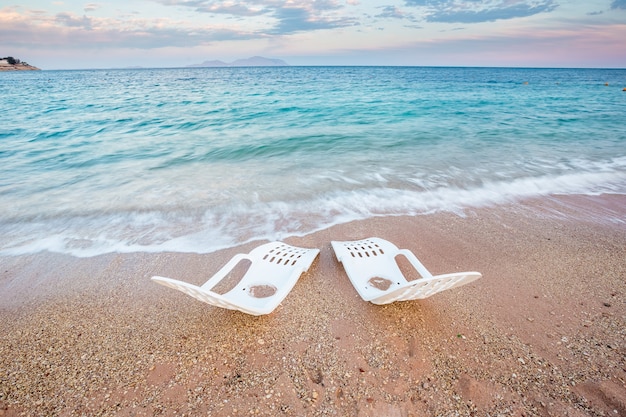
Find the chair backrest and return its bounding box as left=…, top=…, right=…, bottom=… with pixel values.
left=243, top=243, right=318, bottom=289
left=224, top=242, right=320, bottom=312
left=332, top=238, right=407, bottom=300
left=253, top=242, right=316, bottom=269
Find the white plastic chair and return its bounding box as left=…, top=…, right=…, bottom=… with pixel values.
left=152, top=242, right=319, bottom=315
left=331, top=237, right=481, bottom=304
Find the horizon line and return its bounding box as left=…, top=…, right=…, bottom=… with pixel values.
left=29, top=64, right=626, bottom=71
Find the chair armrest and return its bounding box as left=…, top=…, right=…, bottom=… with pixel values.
left=201, top=253, right=250, bottom=290
left=397, top=249, right=433, bottom=279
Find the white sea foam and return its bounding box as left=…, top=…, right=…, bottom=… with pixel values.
left=1, top=169, right=624, bottom=257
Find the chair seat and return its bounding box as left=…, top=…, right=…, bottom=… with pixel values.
left=331, top=237, right=481, bottom=304
left=152, top=242, right=319, bottom=315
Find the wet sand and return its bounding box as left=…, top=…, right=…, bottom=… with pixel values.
left=1, top=194, right=625, bottom=416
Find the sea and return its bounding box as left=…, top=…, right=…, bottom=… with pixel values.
left=1, top=66, right=625, bottom=257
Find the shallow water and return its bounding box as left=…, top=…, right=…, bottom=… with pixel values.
left=1, top=67, right=625, bottom=256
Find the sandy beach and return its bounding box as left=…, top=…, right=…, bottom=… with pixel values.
left=1, top=194, right=624, bottom=416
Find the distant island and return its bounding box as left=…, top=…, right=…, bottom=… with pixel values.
left=0, top=57, right=40, bottom=71
left=187, top=56, right=288, bottom=68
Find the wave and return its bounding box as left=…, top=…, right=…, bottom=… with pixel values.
left=1, top=169, right=624, bottom=258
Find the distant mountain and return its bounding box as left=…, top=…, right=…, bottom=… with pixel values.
left=230, top=56, right=288, bottom=67
left=187, top=60, right=228, bottom=68
left=187, top=56, right=288, bottom=68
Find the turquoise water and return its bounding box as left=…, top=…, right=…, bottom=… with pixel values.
left=1, top=67, right=625, bottom=256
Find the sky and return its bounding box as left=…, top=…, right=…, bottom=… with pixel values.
left=2, top=0, right=626, bottom=69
